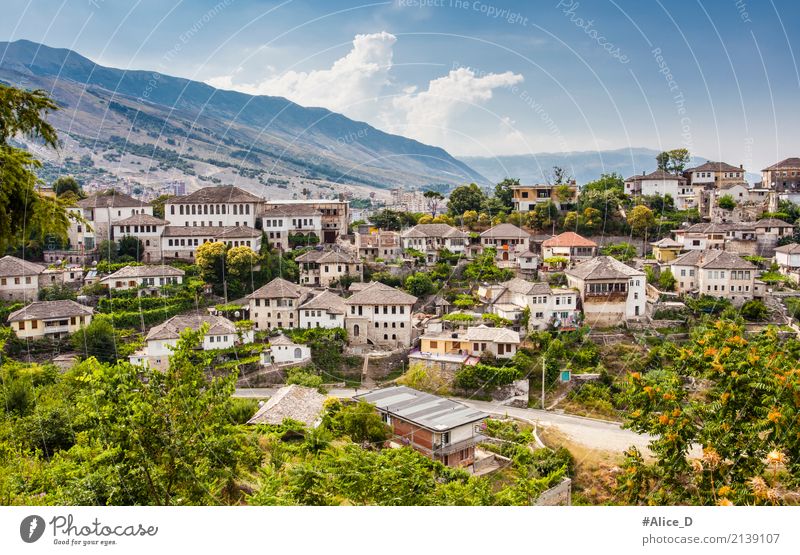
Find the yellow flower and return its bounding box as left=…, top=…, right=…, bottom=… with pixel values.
left=766, top=450, right=787, bottom=467
left=718, top=485, right=733, bottom=497
left=717, top=498, right=734, bottom=506
left=768, top=408, right=782, bottom=423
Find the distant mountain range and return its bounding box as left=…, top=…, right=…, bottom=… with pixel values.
left=460, top=149, right=760, bottom=186
left=0, top=39, right=488, bottom=198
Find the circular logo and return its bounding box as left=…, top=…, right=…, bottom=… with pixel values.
left=20, top=515, right=45, bottom=543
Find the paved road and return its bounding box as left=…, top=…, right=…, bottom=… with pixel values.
left=233, top=387, right=651, bottom=454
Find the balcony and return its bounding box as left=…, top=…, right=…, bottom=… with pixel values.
left=432, top=434, right=487, bottom=456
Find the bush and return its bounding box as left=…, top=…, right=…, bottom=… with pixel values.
left=740, top=299, right=768, bottom=321
left=454, top=363, right=523, bottom=391
left=286, top=366, right=324, bottom=391
left=397, top=363, right=450, bottom=395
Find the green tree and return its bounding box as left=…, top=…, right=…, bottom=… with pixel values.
left=369, top=209, right=405, bottom=231
left=656, top=149, right=691, bottom=174
left=327, top=401, right=390, bottom=444
left=0, top=83, right=74, bottom=251
left=464, top=248, right=513, bottom=282
left=74, top=325, right=246, bottom=504
left=72, top=315, right=119, bottom=364
left=740, top=299, right=768, bottom=321
left=150, top=194, right=173, bottom=219
left=618, top=321, right=800, bottom=505
left=493, top=178, right=518, bottom=212
left=658, top=268, right=676, bottom=291
left=226, top=245, right=260, bottom=287
left=448, top=183, right=487, bottom=216
left=423, top=190, right=445, bottom=216
left=97, top=239, right=119, bottom=263
left=583, top=173, right=624, bottom=195
left=404, top=272, right=436, bottom=297
left=196, top=241, right=227, bottom=286
left=717, top=194, right=736, bottom=210
left=627, top=205, right=656, bottom=250
left=52, top=176, right=82, bottom=197
left=117, top=235, right=144, bottom=261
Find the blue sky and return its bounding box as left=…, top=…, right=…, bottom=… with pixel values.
left=1, top=0, right=798, bottom=171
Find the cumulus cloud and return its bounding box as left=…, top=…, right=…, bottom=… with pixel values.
left=389, top=67, right=524, bottom=147
left=206, top=32, right=524, bottom=153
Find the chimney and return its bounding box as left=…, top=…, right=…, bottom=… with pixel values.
left=642, top=171, right=646, bottom=176
left=740, top=164, right=743, bottom=169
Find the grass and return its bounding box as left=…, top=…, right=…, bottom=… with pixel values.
left=537, top=426, right=624, bottom=505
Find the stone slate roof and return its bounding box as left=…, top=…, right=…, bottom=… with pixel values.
left=651, top=237, right=684, bottom=248
left=542, top=231, right=597, bottom=248
left=464, top=324, right=520, bottom=344
left=145, top=313, right=236, bottom=341
left=480, top=223, right=530, bottom=239
left=401, top=223, right=468, bottom=239
left=501, top=277, right=551, bottom=296
left=0, top=255, right=45, bottom=277
left=247, top=385, right=326, bottom=426
left=77, top=190, right=148, bottom=209
left=356, top=386, right=487, bottom=432
left=670, top=249, right=755, bottom=270
left=754, top=218, right=795, bottom=228
left=345, top=281, right=417, bottom=305
left=685, top=161, right=743, bottom=173
left=775, top=243, right=800, bottom=254
left=296, top=249, right=358, bottom=264
left=625, top=169, right=687, bottom=182
left=261, top=205, right=321, bottom=217
left=102, top=265, right=185, bottom=281
left=164, top=185, right=262, bottom=204
left=565, top=256, right=644, bottom=281
left=248, top=277, right=310, bottom=300
left=215, top=226, right=262, bottom=239
left=162, top=225, right=260, bottom=238
left=269, top=333, right=298, bottom=346
left=763, top=157, right=800, bottom=171
left=300, top=290, right=347, bottom=314
left=681, top=222, right=736, bottom=234
left=8, top=300, right=93, bottom=322
left=115, top=214, right=169, bottom=226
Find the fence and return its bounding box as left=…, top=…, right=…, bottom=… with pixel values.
left=534, top=477, right=572, bottom=506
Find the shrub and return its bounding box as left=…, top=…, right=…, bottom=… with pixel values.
left=454, top=363, right=523, bottom=390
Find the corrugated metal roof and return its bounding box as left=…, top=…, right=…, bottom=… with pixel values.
left=356, top=386, right=487, bottom=431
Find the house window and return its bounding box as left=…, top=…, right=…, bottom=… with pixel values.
left=430, top=341, right=438, bottom=349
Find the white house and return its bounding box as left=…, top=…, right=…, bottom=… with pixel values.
left=262, top=333, right=311, bottom=365
left=260, top=205, right=323, bottom=251
left=0, top=255, right=45, bottom=302
left=111, top=214, right=169, bottom=263
left=541, top=232, right=598, bottom=268
left=415, top=324, right=520, bottom=366
left=164, top=185, right=261, bottom=228
left=130, top=313, right=252, bottom=370
left=296, top=249, right=361, bottom=287
left=344, top=281, right=417, bottom=348
left=7, top=300, right=93, bottom=340
left=478, top=277, right=580, bottom=331
left=624, top=170, right=691, bottom=209
left=669, top=249, right=758, bottom=305
left=261, top=199, right=349, bottom=245
left=99, top=264, right=185, bottom=294
left=299, top=290, right=347, bottom=329
left=775, top=243, right=800, bottom=283
left=565, top=256, right=646, bottom=326
left=75, top=190, right=153, bottom=243
left=479, top=223, right=532, bottom=267
left=161, top=226, right=262, bottom=260
left=401, top=224, right=469, bottom=264
left=247, top=278, right=312, bottom=331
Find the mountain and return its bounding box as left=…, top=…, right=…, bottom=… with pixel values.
left=460, top=149, right=760, bottom=185
left=0, top=39, right=488, bottom=198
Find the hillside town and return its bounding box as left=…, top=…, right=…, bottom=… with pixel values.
left=3, top=146, right=800, bottom=506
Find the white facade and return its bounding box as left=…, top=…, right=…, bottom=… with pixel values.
left=565, top=257, right=646, bottom=326
left=344, top=282, right=417, bottom=348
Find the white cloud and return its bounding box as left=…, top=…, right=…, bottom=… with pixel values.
left=206, top=32, right=524, bottom=153
left=389, top=67, right=524, bottom=148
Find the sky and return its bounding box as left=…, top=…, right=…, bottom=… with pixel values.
left=1, top=0, right=798, bottom=172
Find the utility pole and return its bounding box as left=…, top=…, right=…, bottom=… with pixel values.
left=541, top=356, right=546, bottom=410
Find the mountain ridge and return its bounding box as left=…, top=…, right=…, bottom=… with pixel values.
left=0, top=39, right=488, bottom=197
